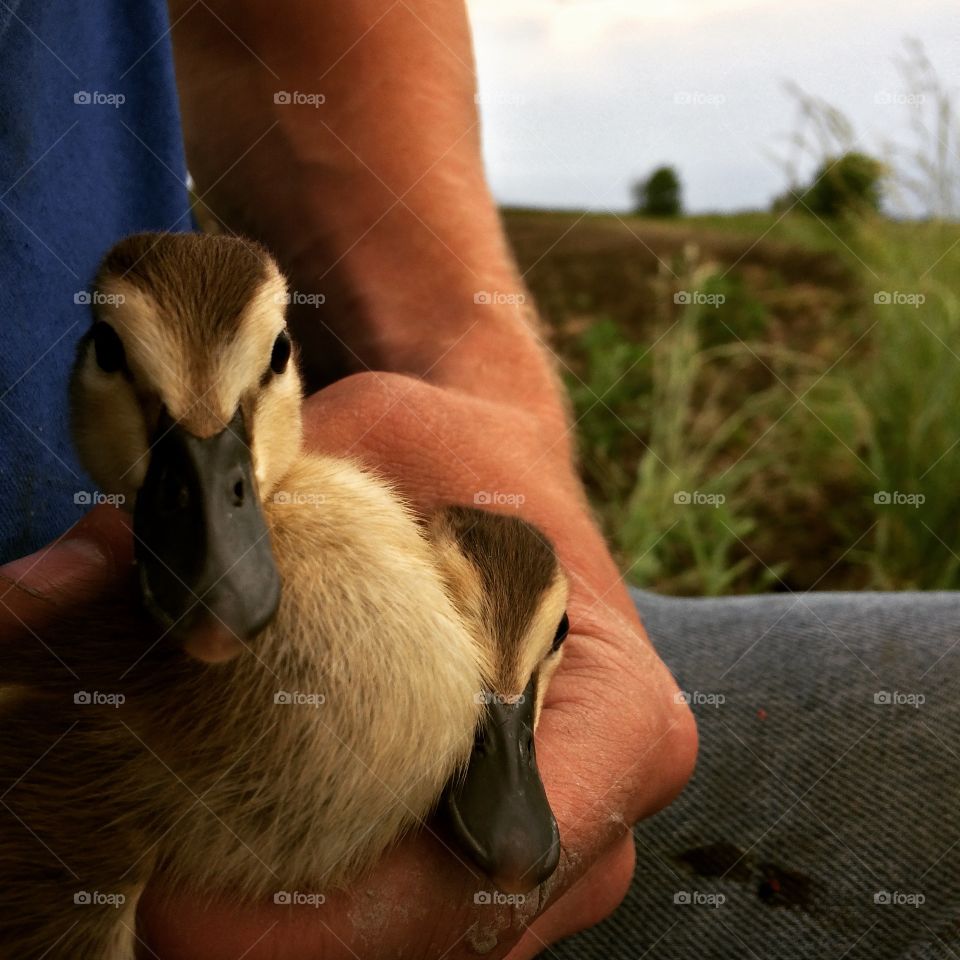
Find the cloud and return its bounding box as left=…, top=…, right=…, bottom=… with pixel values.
left=468, top=0, right=960, bottom=212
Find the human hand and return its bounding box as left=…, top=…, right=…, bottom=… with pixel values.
left=0, top=507, right=134, bottom=647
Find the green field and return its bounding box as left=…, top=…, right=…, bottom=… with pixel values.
left=504, top=208, right=960, bottom=594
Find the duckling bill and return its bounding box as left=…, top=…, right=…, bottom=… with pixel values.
left=133, top=405, right=280, bottom=662
left=445, top=676, right=560, bottom=893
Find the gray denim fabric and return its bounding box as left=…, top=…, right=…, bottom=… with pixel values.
left=546, top=589, right=960, bottom=960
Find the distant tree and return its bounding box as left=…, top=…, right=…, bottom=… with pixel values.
left=774, top=151, right=885, bottom=218
left=633, top=166, right=682, bottom=217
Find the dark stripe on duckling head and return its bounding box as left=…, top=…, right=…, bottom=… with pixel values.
left=443, top=506, right=559, bottom=687
left=94, top=233, right=279, bottom=437
left=95, top=232, right=273, bottom=345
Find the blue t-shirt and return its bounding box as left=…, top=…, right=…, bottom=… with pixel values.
left=0, top=1, right=191, bottom=562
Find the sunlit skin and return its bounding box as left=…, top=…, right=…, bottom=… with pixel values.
left=0, top=0, right=697, bottom=956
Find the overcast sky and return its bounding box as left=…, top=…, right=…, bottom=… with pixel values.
left=467, top=0, right=960, bottom=213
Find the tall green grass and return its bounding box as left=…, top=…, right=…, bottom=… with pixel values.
left=813, top=222, right=960, bottom=589
left=560, top=216, right=960, bottom=594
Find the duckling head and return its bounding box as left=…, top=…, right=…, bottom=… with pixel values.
left=432, top=507, right=570, bottom=894
left=70, top=232, right=302, bottom=662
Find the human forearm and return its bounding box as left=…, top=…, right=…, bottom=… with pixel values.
left=170, top=0, right=556, bottom=413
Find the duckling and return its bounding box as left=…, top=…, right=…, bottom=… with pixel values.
left=429, top=507, right=570, bottom=894
left=0, top=232, right=571, bottom=960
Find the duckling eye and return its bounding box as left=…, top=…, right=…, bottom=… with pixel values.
left=91, top=322, right=126, bottom=374
left=270, top=331, right=291, bottom=375
left=550, top=612, right=570, bottom=653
